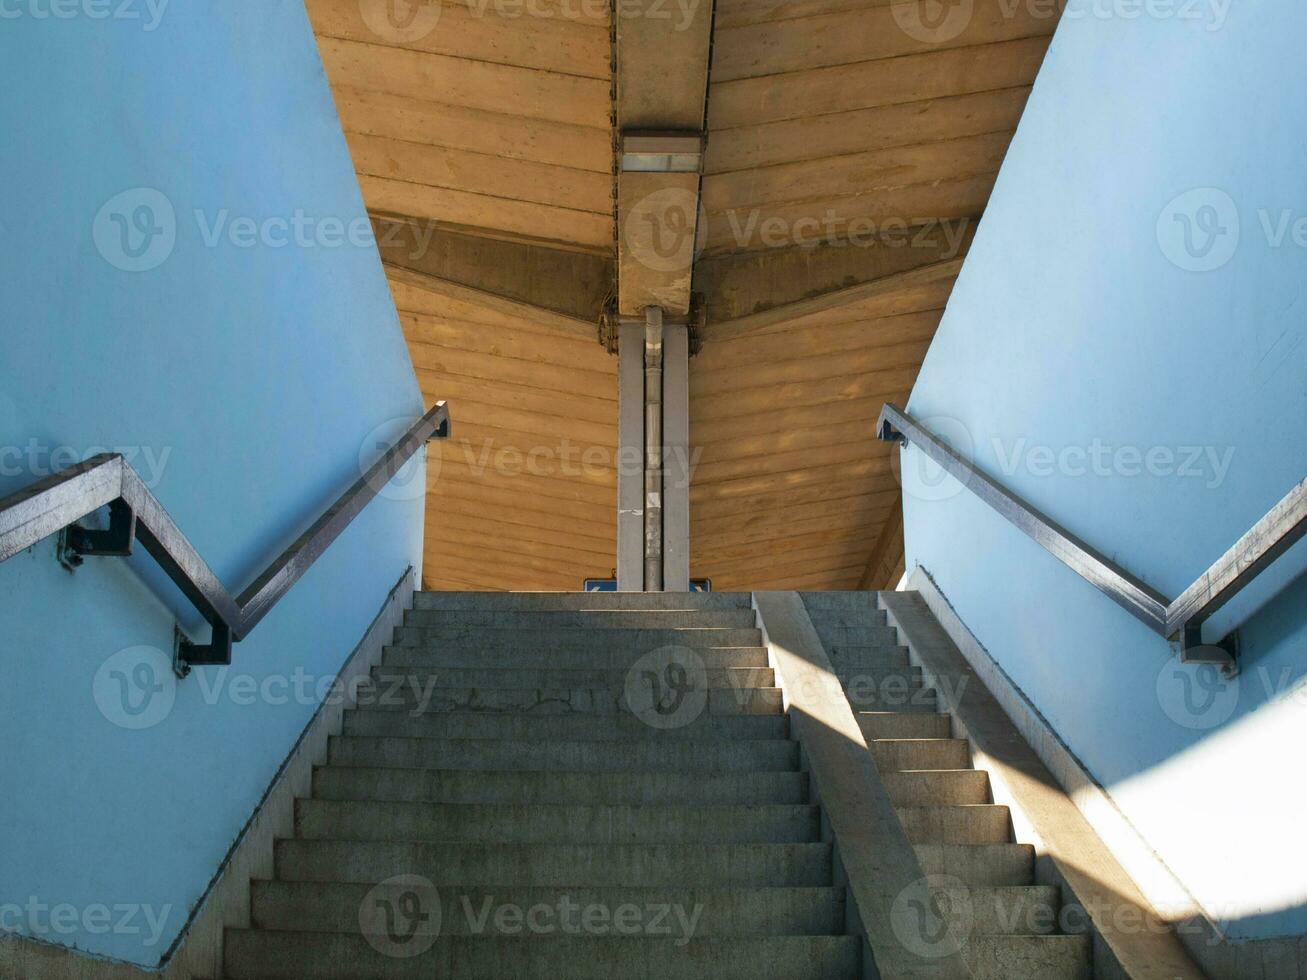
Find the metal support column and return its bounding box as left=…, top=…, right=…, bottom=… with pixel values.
left=642, top=307, right=664, bottom=592
left=616, top=320, right=645, bottom=591
left=662, top=322, right=690, bottom=591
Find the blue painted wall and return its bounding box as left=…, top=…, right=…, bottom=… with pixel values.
left=903, top=2, right=1307, bottom=944
left=0, top=2, right=425, bottom=965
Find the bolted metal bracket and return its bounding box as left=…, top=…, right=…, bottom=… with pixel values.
left=58, top=499, right=136, bottom=571
left=601, top=299, right=705, bottom=357
left=1180, top=623, right=1239, bottom=678
left=878, top=418, right=907, bottom=446
left=173, top=619, right=233, bottom=677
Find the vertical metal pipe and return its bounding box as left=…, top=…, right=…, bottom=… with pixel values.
left=643, top=306, right=664, bottom=592
left=661, top=324, right=690, bottom=591
left=616, top=321, right=645, bottom=591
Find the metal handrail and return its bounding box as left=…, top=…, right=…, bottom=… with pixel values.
left=0, top=402, right=450, bottom=671
left=878, top=403, right=1307, bottom=672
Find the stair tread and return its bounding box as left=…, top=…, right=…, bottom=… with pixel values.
left=312, top=765, right=809, bottom=805
left=372, top=666, right=773, bottom=677
left=250, top=880, right=846, bottom=938
left=295, top=800, right=822, bottom=844
left=344, top=711, right=790, bottom=741
left=962, top=933, right=1093, bottom=980
left=327, top=735, right=802, bottom=773
left=274, top=839, right=837, bottom=887
left=414, top=591, right=752, bottom=604
left=348, top=686, right=784, bottom=711
left=224, top=931, right=860, bottom=980
left=382, top=650, right=773, bottom=672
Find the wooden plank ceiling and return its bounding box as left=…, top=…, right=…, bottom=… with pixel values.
left=702, top=0, right=1054, bottom=255
left=306, top=0, right=1060, bottom=591
left=306, top=0, right=613, bottom=251
left=390, top=275, right=619, bottom=591
left=690, top=266, right=958, bottom=590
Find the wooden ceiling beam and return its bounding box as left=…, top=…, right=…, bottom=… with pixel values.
left=696, top=237, right=968, bottom=328
left=702, top=256, right=964, bottom=342
left=376, top=216, right=611, bottom=329
left=614, top=0, right=715, bottom=315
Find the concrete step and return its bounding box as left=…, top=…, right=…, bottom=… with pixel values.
left=312, top=766, right=810, bottom=806
left=393, top=626, right=764, bottom=649
left=856, top=711, right=952, bottom=741
left=962, top=933, right=1092, bottom=979
left=822, top=626, right=900, bottom=647
left=829, top=645, right=912, bottom=670
left=841, top=676, right=933, bottom=712
left=800, top=591, right=883, bottom=614
left=869, top=738, right=972, bottom=771
left=295, top=800, right=820, bottom=845
left=327, top=736, right=801, bottom=772
left=274, top=840, right=835, bottom=887
left=808, top=613, right=888, bottom=631
left=811, top=620, right=890, bottom=640
left=382, top=645, right=770, bottom=671
left=250, top=880, right=845, bottom=937
left=414, top=591, right=753, bottom=611
left=881, top=770, right=991, bottom=807
left=343, top=710, right=789, bottom=742
left=937, top=886, right=1062, bottom=936
left=896, top=805, right=1012, bottom=845
left=404, top=609, right=758, bottom=629
left=369, top=664, right=775, bottom=692
left=914, top=844, right=1035, bottom=887
left=224, top=932, right=860, bottom=979
left=335, top=684, right=784, bottom=717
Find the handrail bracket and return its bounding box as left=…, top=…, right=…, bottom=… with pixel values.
left=1180, top=624, right=1239, bottom=677
left=174, top=621, right=233, bottom=677
left=58, top=499, right=137, bottom=570
left=877, top=417, right=906, bottom=445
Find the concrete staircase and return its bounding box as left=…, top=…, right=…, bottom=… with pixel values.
left=222, top=591, right=861, bottom=978
left=801, top=593, right=1094, bottom=980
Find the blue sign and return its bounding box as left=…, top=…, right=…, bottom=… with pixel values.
left=584, top=579, right=712, bottom=592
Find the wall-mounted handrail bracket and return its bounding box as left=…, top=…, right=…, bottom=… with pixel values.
left=877, top=417, right=907, bottom=446
left=1180, top=623, right=1239, bottom=677
left=59, top=498, right=137, bottom=570
left=174, top=620, right=233, bottom=677
left=879, top=402, right=1305, bottom=676
left=0, top=402, right=450, bottom=676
